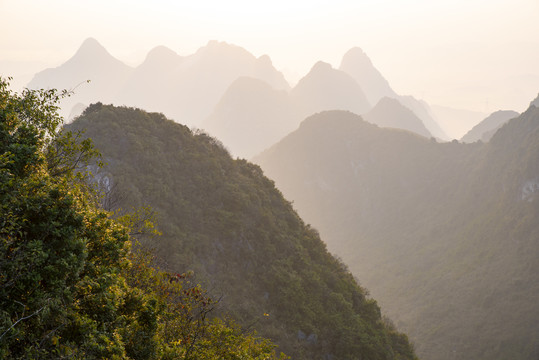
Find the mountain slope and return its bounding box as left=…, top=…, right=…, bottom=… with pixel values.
left=338, top=47, right=448, bottom=140
left=364, top=97, right=431, bottom=137
left=202, top=77, right=297, bottom=158
left=67, top=104, right=417, bottom=360
left=291, top=61, right=371, bottom=120
left=27, top=38, right=133, bottom=118
left=115, top=45, right=184, bottom=116
left=161, top=40, right=290, bottom=125
left=27, top=39, right=290, bottom=127
left=339, top=47, right=397, bottom=105
left=203, top=61, right=375, bottom=158
left=461, top=110, right=519, bottom=143
left=254, top=108, right=539, bottom=360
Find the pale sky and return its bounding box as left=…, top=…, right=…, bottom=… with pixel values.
left=1, top=0, right=539, bottom=113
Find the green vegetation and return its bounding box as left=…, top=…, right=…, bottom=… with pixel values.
left=254, top=109, right=539, bottom=360
left=0, top=78, right=283, bottom=359
left=66, top=103, right=417, bottom=359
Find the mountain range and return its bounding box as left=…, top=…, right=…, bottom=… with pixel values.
left=66, top=104, right=417, bottom=360
left=29, top=38, right=288, bottom=126
left=27, top=38, right=454, bottom=159
left=253, top=96, right=539, bottom=360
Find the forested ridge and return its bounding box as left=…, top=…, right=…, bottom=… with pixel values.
left=0, top=79, right=288, bottom=359
left=64, top=103, right=417, bottom=359
left=254, top=108, right=539, bottom=360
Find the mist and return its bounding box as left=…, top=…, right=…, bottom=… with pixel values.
left=2, top=1, right=539, bottom=359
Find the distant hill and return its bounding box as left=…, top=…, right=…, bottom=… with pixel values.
left=114, top=45, right=184, bottom=117
left=202, top=61, right=374, bottom=158
left=254, top=107, right=539, bottom=360
left=290, top=61, right=371, bottom=120
left=150, top=40, right=290, bottom=125
left=28, top=39, right=450, bottom=157
left=203, top=48, right=452, bottom=158
left=338, top=47, right=448, bottom=140
left=202, top=77, right=297, bottom=159
left=67, top=104, right=417, bottom=360
left=364, top=97, right=431, bottom=137
left=28, top=38, right=289, bottom=126
left=339, top=47, right=397, bottom=105
left=28, top=38, right=133, bottom=118
left=460, top=110, right=519, bottom=143
left=396, top=96, right=448, bottom=140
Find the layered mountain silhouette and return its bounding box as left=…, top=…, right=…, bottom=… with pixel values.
left=114, top=45, right=184, bottom=118
left=290, top=61, right=371, bottom=120
left=254, top=101, right=539, bottom=360
left=461, top=109, right=519, bottom=143
left=27, top=38, right=289, bottom=126
left=338, top=47, right=449, bottom=140
left=202, top=77, right=297, bottom=159
left=203, top=55, right=444, bottom=158
left=339, top=47, right=397, bottom=104
left=150, top=40, right=289, bottom=124
left=363, top=97, right=431, bottom=137
left=28, top=38, right=134, bottom=118
left=203, top=61, right=373, bottom=158
left=28, top=38, right=452, bottom=158
left=66, top=103, right=417, bottom=360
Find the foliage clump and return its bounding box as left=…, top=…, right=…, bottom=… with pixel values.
left=0, top=77, right=282, bottom=359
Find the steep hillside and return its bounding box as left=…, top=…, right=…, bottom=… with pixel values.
left=461, top=110, right=519, bottom=143
left=67, top=104, right=417, bottom=360
left=254, top=108, right=539, bottom=360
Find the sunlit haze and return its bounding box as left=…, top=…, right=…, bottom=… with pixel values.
left=2, top=0, right=539, bottom=114
left=3, top=1, right=539, bottom=359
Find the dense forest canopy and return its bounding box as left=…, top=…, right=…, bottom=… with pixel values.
left=0, top=78, right=287, bottom=359
left=65, top=102, right=418, bottom=360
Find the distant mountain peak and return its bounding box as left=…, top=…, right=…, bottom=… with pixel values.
left=146, top=45, right=178, bottom=59
left=375, top=96, right=401, bottom=107
left=256, top=54, right=273, bottom=66
left=341, top=47, right=373, bottom=67
left=200, top=40, right=244, bottom=53
left=311, top=61, right=333, bottom=73
left=142, top=45, right=181, bottom=66
left=74, top=37, right=110, bottom=59
left=339, top=47, right=396, bottom=105
left=364, top=96, right=431, bottom=137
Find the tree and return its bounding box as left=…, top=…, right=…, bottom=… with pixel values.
left=0, top=77, right=147, bottom=358
left=0, top=77, right=283, bottom=359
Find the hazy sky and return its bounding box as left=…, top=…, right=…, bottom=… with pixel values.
left=1, top=0, right=539, bottom=113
